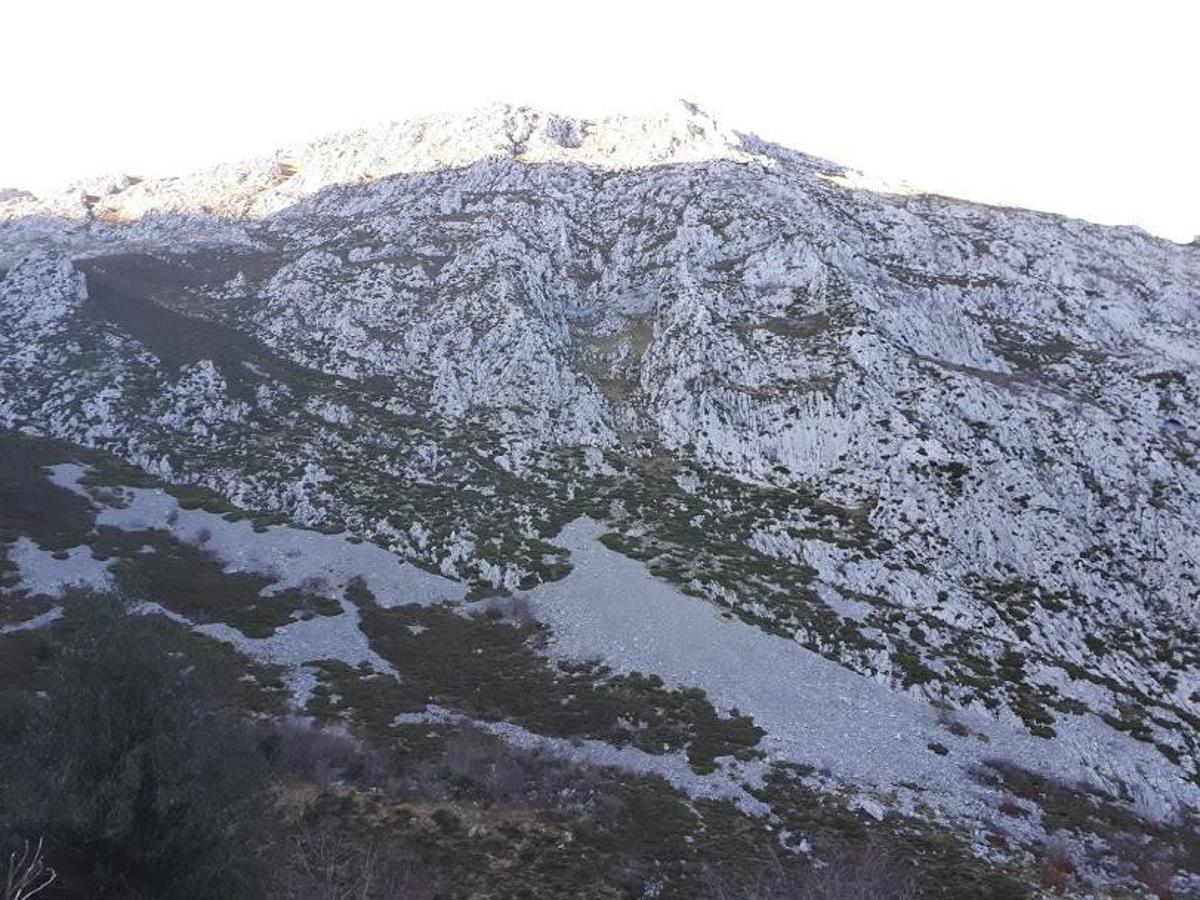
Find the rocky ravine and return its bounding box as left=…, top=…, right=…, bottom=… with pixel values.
left=2, top=103, right=1198, bottom=871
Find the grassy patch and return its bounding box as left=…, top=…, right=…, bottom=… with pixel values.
left=318, top=589, right=764, bottom=774
left=94, top=526, right=339, bottom=637
left=0, top=594, right=289, bottom=714
left=0, top=433, right=97, bottom=550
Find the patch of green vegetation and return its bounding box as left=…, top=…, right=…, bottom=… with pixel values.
left=76, top=452, right=161, bottom=489
left=1010, top=690, right=1057, bottom=739
left=94, top=526, right=339, bottom=637
left=974, top=759, right=1200, bottom=880
left=756, top=766, right=1030, bottom=900
left=0, top=433, right=97, bottom=550
left=0, top=593, right=289, bottom=714
left=322, top=590, right=763, bottom=774
left=934, top=460, right=971, bottom=497
left=1100, top=701, right=1156, bottom=744
left=893, top=641, right=937, bottom=688
left=0, top=589, right=55, bottom=628
left=598, top=531, right=655, bottom=561
left=289, top=753, right=777, bottom=900
left=163, top=483, right=250, bottom=518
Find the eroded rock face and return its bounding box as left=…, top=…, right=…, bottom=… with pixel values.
left=0, top=103, right=754, bottom=251
left=1, top=103, right=1198, bottom=808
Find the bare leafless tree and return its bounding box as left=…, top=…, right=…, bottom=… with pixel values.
left=284, top=817, right=440, bottom=900
left=286, top=819, right=377, bottom=900
left=792, top=844, right=919, bottom=900
left=3, top=838, right=55, bottom=900
left=701, top=843, right=919, bottom=900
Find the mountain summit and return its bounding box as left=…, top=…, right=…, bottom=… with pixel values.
left=1, top=102, right=762, bottom=234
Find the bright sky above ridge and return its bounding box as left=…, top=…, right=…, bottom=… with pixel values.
left=3, top=0, right=1196, bottom=241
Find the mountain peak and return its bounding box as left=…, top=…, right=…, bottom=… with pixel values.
left=0, top=102, right=760, bottom=233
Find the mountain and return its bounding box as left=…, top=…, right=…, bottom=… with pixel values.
left=2, top=103, right=1197, bottom=895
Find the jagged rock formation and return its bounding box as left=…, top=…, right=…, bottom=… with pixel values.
left=2, top=103, right=1198, bottom=849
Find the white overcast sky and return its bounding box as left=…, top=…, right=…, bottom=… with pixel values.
left=3, top=1, right=1197, bottom=241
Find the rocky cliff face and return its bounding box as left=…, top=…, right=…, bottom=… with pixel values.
left=2, top=104, right=1198, bottom=844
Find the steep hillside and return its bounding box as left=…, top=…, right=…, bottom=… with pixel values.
left=2, top=103, right=1197, bottom=895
